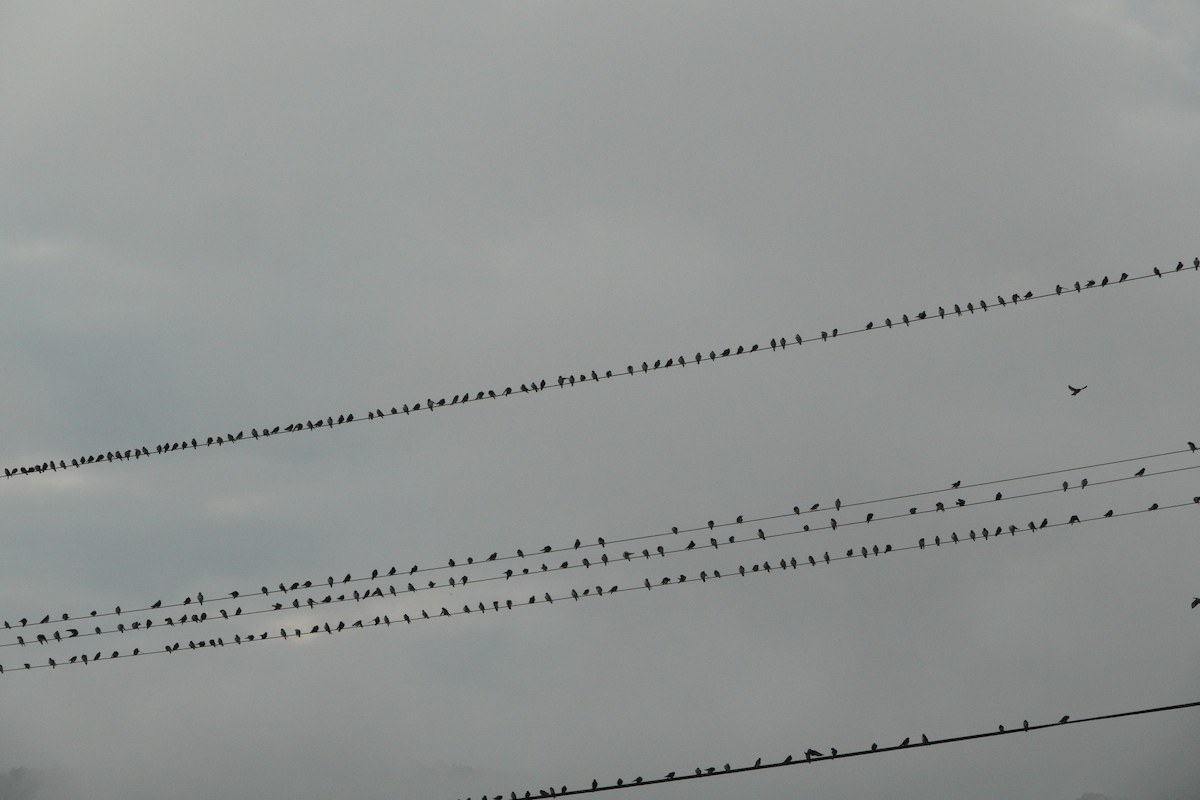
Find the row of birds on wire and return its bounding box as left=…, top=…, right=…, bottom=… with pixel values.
left=462, top=700, right=1200, bottom=800
left=3, top=261, right=1195, bottom=483
left=4, top=443, right=1195, bottom=638
left=3, top=442, right=1196, bottom=641
left=4, top=493, right=1196, bottom=675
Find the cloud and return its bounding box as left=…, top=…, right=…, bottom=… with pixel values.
left=0, top=767, right=81, bottom=800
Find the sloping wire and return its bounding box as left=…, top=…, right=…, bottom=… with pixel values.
left=3, top=493, right=1196, bottom=672
left=3, top=444, right=1196, bottom=640
left=4, top=262, right=1195, bottom=482
left=488, top=699, right=1200, bottom=799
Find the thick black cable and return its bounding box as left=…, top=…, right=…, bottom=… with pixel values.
left=4, top=492, right=1196, bottom=669
left=490, top=699, right=1200, bottom=799
left=4, top=261, right=1195, bottom=482
left=4, top=448, right=1197, bottom=642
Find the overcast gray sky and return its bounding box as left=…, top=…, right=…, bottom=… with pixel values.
left=2, top=2, right=1199, bottom=799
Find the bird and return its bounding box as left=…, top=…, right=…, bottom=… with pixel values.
left=1191, top=598, right=1199, bottom=608
left=1059, top=716, right=1069, bottom=724
left=1068, top=385, right=1087, bottom=395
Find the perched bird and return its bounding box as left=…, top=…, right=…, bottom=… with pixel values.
left=1059, top=716, right=1069, bottom=724
left=1191, top=598, right=1199, bottom=608
left=1068, top=385, right=1087, bottom=395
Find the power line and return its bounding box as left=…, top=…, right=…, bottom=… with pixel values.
left=4, top=444, right=1197, bottom=641
left=4, top=263, right=1195, bottom=482
left=489, top=699, right=1200, bottom=799
left=4, top=493, right=1196, bottom=668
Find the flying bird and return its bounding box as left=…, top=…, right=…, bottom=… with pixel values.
left=1068, top=385, right=1087, bottom=395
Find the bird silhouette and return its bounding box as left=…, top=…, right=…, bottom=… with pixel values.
left=1068, top=385, right=1086, bottom=395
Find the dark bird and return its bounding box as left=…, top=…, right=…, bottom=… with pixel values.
left=1068, top=385, right=1086, bottom=395
left=1023, top=719, right=1029, bottom=730
left=1191, top=598, right=1199, bottom=608
left=1059, top=716, right=1069, bottom=724
left=1135, top=467, right=1145, bottom=476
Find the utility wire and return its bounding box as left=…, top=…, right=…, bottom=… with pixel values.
left=4, top=262, right=1195, bottom=482
left=4, top=493, right=1196, bottom=669
left=489, top=699, right=1200, bottom=799
left=4, top=444, right=1197, bottom=640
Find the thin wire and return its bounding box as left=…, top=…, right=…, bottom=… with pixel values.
left=5, top=451, right=1197, bottom=641
left=4, top=263, right=1194, bottom=482
left=493, top=699, right=1200, bottom=799
left=4, top=493, right=1196, bottom=665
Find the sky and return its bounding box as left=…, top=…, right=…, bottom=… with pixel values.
left=1, top=2, right=1199, bottom=799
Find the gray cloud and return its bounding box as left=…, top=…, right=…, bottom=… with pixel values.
left=1, top=2, right=1199, bottom=799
